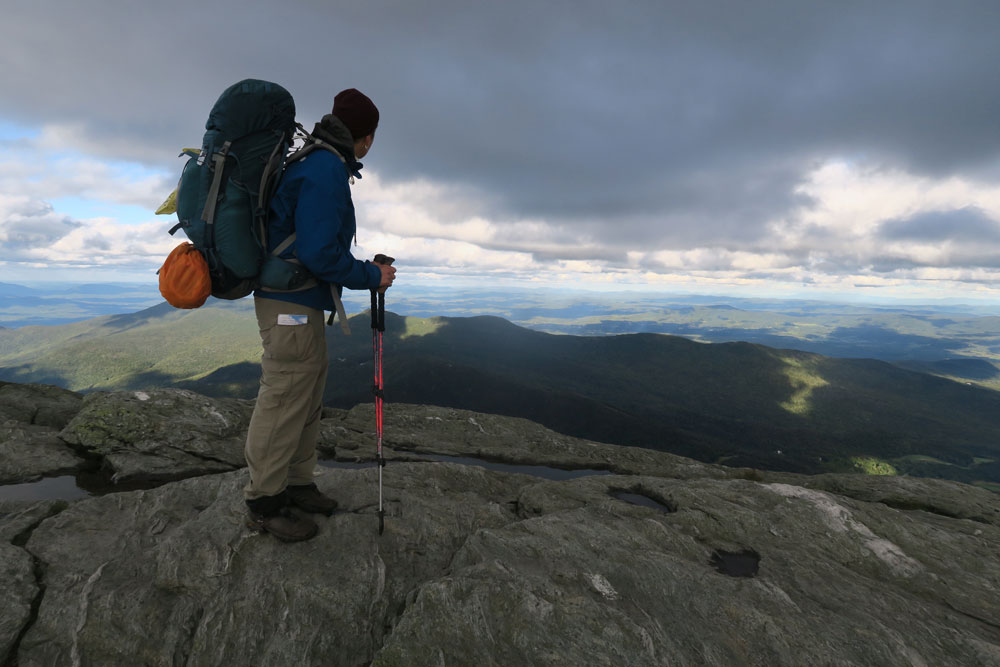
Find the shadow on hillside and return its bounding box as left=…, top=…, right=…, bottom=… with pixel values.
left=99, top=302, right=179, bottom=331
left=122, top=369, right=193, bottom=393
left=699, top=326, right=968, bottom=361
left=0, top=364, right=71, bottom=388
left=97, top=299, right=254, bottom=332
left=803, top=356, right=1000, bottom=473
left=895, top=358, right=1000, bottom=381
left=530, top=320, right=978, bottom=363
left=175, top=362, right=261, bottom=400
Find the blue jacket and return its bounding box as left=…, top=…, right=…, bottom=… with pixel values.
left=254, top=149, right=381, bottom=311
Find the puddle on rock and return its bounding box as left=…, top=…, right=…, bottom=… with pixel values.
left=0, top=476, right=90, bottom=503
left=0, top=469, right=214, bottom=503
left=318, top=460, right=379, bottom=470
left=610, top=490, right=677, bottom=513
left=710, top=549, right=760, bottom=578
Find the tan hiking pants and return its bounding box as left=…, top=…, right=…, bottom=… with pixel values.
left=244, top=296, right=328, bottom=501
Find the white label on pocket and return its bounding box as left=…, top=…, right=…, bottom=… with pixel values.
left=277, top=314, right=309, bottom=326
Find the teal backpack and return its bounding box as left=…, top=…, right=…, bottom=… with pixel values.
left=169, top=79, right=311, bottom=299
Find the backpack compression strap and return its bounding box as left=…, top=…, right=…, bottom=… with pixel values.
left=201, top=142, right=232, bottom=228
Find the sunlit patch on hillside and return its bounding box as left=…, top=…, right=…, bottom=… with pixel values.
left=778, top=357, right=829, bottom=415
left=851, top=456, right=898, bottom=476
left=399, top=316, right=444, bottom=340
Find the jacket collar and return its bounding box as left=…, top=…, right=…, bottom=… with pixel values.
left=311, top=114, right=364, bottom=179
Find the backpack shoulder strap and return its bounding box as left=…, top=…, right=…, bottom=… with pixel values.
left=263, top=129, right=353, bottom=335
left=286, top=127, right=349, bottom=170
left=271, top=233, right=297, bottom=257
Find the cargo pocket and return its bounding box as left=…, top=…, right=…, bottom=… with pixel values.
left=261, top=321, right=312, bottom=363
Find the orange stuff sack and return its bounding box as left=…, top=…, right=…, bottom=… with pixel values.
left=159, top=242, right=211, bottom=309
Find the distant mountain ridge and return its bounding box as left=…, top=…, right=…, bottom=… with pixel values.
left=0, top=282, right=41, bottom=296
left=1, top=300, right=999, bottom=489
left=0, top=282, right=165, bottom=327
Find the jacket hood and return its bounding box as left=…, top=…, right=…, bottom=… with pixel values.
left=311, top=114, right=364, bottom=179
left=312, top=115, right=355, bottom=159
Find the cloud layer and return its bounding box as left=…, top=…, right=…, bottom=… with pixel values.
left=2, top=1, right=1000, bottom=297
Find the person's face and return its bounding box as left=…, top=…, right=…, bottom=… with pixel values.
left=355, top=133, right=374, bottom=159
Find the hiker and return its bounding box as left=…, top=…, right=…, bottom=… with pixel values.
left=243, top=88, right=396, bottom=541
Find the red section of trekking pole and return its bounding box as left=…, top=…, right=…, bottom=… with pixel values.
left=371, top=254, right=393, bottom=535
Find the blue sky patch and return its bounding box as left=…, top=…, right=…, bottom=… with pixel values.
left=0, top=118, right=40, bottom=142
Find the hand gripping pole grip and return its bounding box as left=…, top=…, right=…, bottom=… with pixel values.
left=370, top=255, right=394, bottom=331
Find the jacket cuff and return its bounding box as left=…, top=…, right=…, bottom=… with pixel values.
left=365, top=260, right=382, bottom=289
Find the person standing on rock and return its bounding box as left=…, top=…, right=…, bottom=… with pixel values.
left=244, top=88, right=396, bottom=542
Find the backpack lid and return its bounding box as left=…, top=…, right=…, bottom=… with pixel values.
left=205, top=79, right=296, bottom=140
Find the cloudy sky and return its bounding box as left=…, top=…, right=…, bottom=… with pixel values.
left=2, top=0, right=1000, bottom=303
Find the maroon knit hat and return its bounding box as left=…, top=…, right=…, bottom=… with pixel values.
left=332, top=88, right=379, bottom=139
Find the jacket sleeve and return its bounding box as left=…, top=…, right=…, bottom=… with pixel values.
left=292, top=156, right=382, bottom=290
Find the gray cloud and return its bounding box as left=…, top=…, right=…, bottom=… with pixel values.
left=1, top=1, right=999, bottom=265
left=0, top=198, right=81, bottom=251
left=83, top=235, right=112, bottom=251
left=878, top=207, right=1000, bottom=244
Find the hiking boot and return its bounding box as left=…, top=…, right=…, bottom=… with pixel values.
left=287, top=483, right=338, bottom=516
left=246, top=507, right=318, bottom=542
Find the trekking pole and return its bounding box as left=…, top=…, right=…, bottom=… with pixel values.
left=371, top=254, right=394, bottom=535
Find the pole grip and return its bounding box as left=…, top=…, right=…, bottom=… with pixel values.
left=371, top=254, right=392, bottom=331
left=372, top=254, right=395, bottom=304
